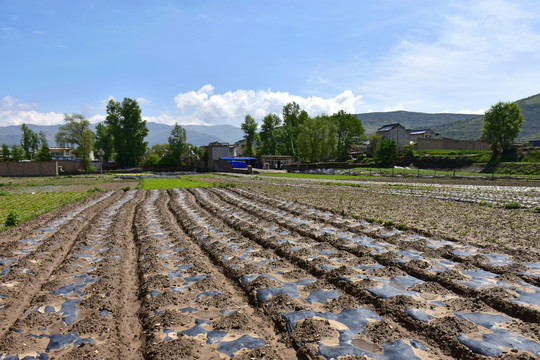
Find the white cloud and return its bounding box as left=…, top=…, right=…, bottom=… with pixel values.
left=136, top=97, right=151, bottom=105
left=173, top=85, right=363, bottom=125
left=0, top=96, right=64, bottom=126
left=383, top=103, right=405, bottom=112
left=33, top=30, right=44, bottom=35
left=362, top=0, right=540, bottom=112
left=88, top=114, right=105, bottom=124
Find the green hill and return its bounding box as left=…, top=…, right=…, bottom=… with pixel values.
left=433, top=93, right=540, bottom=141
left=354, top=111, right=478, bottom=135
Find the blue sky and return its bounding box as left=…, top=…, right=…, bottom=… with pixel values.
left=1, top=0, right=539, bottom=127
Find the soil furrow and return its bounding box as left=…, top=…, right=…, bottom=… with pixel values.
left=0, top=191, right=111, bottom=246
left=193, top=187, right=539, bottom=359
left=134, top=189, right=291, bottom=359
left=0, top=191, right=122, bottom=341
left=232, top=188, right=540, bottom=287
left=115, top=190, right=146, bottom=359
left=0, top=189, right=141, bottom=358
left=173, top=188, right=456, bottom=360
left=213, top=188, right=540, bottom=324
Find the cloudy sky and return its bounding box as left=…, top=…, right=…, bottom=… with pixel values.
left=1, top=0, right=539, bottom=127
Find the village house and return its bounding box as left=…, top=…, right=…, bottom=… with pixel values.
left=205, top=142, right=235, bottom=170
left=376, top=123, right=411, bottom=149
left=260, top=155, right=294, bottom=169
left=409, top=129, right=439, bottom=142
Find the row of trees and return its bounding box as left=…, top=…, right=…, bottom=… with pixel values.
left=241, top=103, right=366, bottom=162
left=50, top=98, right=150, bottom=170
left=1, top=124, right=53, bottom=162
left=0, top=98, right=152, bottom=170
left=0, top=98, right=524, bottom=169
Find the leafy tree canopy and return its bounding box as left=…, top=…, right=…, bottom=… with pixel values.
left=376, top=139, right=398, bottom=167
left=259, top=113, right=281, bottom=155
left=332, top=110, right=365, bottom=161
left=167, top=123, right=188, bottom=167
left=106, top=98, right=148, bottom=168
left=297, top=115, right=335, bottom=163
left=55, top=113, right=91, bottom=148
left=20, top=123, right=39, bottom=159
left=94, top=123, right=114, bottom=162
left=481, top=101, right=524, bottom=154
left=241, top=114, right=259, bottom=157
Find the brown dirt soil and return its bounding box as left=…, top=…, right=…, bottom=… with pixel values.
left=0, top=184, right=538, bottom=359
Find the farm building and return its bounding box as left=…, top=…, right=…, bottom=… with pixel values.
left=216, top=156, right=256, bottom=172
left=376, top=123, right=411, bottom=149
left=260, top=155, right=294, bottom=169
left=409, top=129, right=438, bottom=142
left=205, top=142, right=236, bottom=170
left=48, top=147, right=73, bottom=160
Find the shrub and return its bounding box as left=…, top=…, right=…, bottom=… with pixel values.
left=215, top=183, right=237, bottom=189
left=532, top=206, right=540, bottom=213
left=121, top=186, right=131, bottom=191
left=88, top=187, right=103, bottom=193
left=5, top=210, right=21, bottom=227
left=396, top=223, right=408, bottom=230
left=503, top=201, right=522, bottom=209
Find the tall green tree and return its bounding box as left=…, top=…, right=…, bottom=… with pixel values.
left=1, top=144, right=10, bottom=161
left=143, top=144, right=170, bottom=168
left=94, top=123, right=114, bottom=162
left=35, top=140, right=52, bottom=161
left=241, top=114, right=259, bottom=157
left=56, top=114, right=91, bottom=148
left=55, top=113, right=95, bottom=170
left=481, top=101, right=524, bottom=155
left=376, top=139, right=398, bottom=166
left=10, top=145, right=24, bottom=161
left=105, top=98, right=148, bottom=167
left=282, top=102, right=308, bottom=157
left=366, top=133, right=383, bottom=158
left=79, top=129, right=95, bottom=170
left=258, top=113, right=281, bottom=155
left=297, top=115, right=335, bottom=163
left=20, top=123, right=39, bottom=159
left=167, top=123, right=188, bottom=167
left=332, top=110, right=365, bottom=161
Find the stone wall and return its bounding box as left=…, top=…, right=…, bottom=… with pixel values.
left=415, top=138, right=489, bottom=151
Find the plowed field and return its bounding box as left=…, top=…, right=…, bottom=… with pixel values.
left=0, top=186, right=538, bottom=359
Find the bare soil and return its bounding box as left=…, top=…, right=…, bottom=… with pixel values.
left=0, top=182, right=538, bottom=359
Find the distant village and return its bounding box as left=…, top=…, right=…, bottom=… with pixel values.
left=1, top=118, right=538, bottom=177
left=203, top=123, right=491, bottom=172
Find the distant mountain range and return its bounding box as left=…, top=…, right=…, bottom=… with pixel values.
left=357, top=92, right=540, bottom=141
left=355, top=111, right=478, bottom=136
left=1, top=93, right=538, bottom=147
left=431, top=93, right=540, bottom=141
left=0, top=123, right=245, bottom=148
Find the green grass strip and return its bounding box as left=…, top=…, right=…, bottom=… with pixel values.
left=0, top=191, right=90, bottom=230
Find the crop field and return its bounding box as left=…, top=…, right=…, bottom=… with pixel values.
left=0, top=176, right=538, bottom=359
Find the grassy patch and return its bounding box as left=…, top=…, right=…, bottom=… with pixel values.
left=503, top=201, right=522, bottom=209
left=143, top=177, right=213, bottom=190
left=0, top=191, right=91, bottom=230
